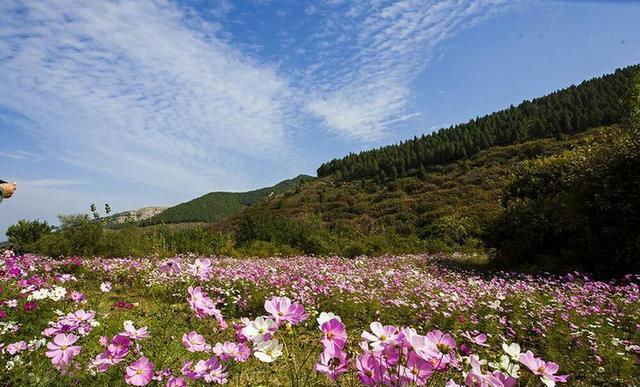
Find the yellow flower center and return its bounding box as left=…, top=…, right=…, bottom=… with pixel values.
left=137, top=369, right=143, bottom=375
left=61, top=345, right=68, bottom=351
left=380, top=335, right=387, bottom=341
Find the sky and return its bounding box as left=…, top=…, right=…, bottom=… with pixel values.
left=1, top=0, right=639, bottom=239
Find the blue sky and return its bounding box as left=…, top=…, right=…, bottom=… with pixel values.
left=1, top=0, right=639, bottom=239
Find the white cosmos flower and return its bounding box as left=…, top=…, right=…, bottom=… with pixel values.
left=100, top=282, right=112, bottom=292
left=488, top=354, right=520, bottom=377
left=502, top=342, right=521, bottom=360
left=254, top=339, right=283, bottom=363
left=242, top=317, right=275, bottom=343
left=317, top=312, right=341, bottom=329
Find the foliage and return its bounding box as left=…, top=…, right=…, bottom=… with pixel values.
left=5, top=219, right=52, bottom=253
left=487, top=126, right=640, bottom=274
left=142, top=175, right=314, bottom=225
left=318, top=65, right=638, bottom=182
left=1, top=252, right=639, bottom=386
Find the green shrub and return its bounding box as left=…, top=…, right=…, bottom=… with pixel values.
left=6, top=219, right=52, bottom=253
left=487, top=126, right=640, bottom=274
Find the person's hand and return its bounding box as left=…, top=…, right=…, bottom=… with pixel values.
left=0, top=182, right=16, bottom=198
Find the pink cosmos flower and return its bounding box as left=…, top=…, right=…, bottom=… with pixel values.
left=182, top=331, right=209, bottom=352
left=465, top=354, right=510, bottom=387
left=412, top=329, right=457, bottom=369
left=187, top=286, right=227, bottom=329
left=23, top=300, right=37, bottom=311
left=321, top=318, right=348, bottom=349
left=462, top=331, right=489, bottom=347
left=181, top=361, right=202, bottom=380
left=213, top=341, right=251, bottom=362
left=356, top=353, right=387, bottom=385
left=6, top=341, right=27, bottom=355
left=166, top=376, right=187, bottom=387
left=202, top=356, right=228, bottom=384
left=188, top=258, right=213, bottom=280
left=264, top=296, right=308, bottom=325
left=123, top=321, right=150, bottom=340
left=70, top=291, right=85, bottom=303
left=314, top=344, right=349, bottom=381
left=519, top=351, right=568, bottom=386
left=45, top=333, right=81, bottom=367
left=361, top=322, right=403, bottom=349
left=125, top=356, right=155, bottom=386
left=399, top=351, right=434, bottom=386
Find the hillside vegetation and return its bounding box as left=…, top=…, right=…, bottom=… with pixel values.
left=318, top=65, right=637, bottom=182
left=142, top=174, right=314, bottom=225
left=8, top=65, right=640, bottom=274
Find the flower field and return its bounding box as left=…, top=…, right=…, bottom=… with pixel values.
left=1, top=250, right=639, bottom=386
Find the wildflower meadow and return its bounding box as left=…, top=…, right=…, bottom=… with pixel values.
left=1, top=250, right=639, bottom=386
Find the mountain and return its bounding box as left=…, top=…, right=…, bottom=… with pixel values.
left=142, top=175, right=315, bottom=225
left=318, top=65, right=638, bottom=182
left=229, top=127, right=610, bottom=247
left=107, top=207, right=168, bottom=225
left=214, top=65, right=639, bottom=259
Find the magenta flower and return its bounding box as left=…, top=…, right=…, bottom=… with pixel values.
left=361, top=322, right=403, bottom=349
left=356, top=353, right=387, bottom=385
left=202, top=356, right=228, bottom=384
left=123, top=321, right=150, bottom=340
left=412, top=329, right=457, bottom=368
left=314, top=344, right=349, bottom=381
left=166, top=376, right=187, bottom=387
left=181, top=360, right=202, bottom=380
left=23, top=300, right=37, bottom=311
left=399, top=351, right=434, bottom=386
left=125, top=356, right=155, bottom=386
left=70, top=291, right=85, bottom=303
left=213, top=341, right=251, bottom=362
left=264, top=296, right=308, bottom=325
left=6, top=341, right=27, bottom=355
left=187, top=286, right=227, bottom=329
left=321, top=318, right=348, bottom=349
left=519, top=350, right=568, bottom=386
left=188, top=258, right=213, bottom=280
left=182, top=331, right=209, bottom=352
left=461, top=331, right=489, bottom=347
left=45, top=333, right=81, bottom=367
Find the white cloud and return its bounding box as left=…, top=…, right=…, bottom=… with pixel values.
left=0, top=150, right=42, bottom=161
left=0, top=0, right=294, bottom=193
left=301, top=0, right=514, bottom=142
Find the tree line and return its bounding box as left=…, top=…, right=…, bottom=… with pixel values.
left=318, top=65, right=638, bottom=182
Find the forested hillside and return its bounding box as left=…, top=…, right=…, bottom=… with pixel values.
left=143, top=175, right=314, bottom=225
left=318, top=65, right=638, bottom=182
left=222, top=128, right=610, bottom=256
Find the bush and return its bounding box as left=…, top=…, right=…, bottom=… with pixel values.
left=487, top=126, right=640, bottom=275
left=6, top=219, right=52, bottom=253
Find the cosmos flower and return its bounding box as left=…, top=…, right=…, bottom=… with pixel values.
left=264, top=296, right=308, bottom=325
left=45, top=334, right=81, bottom=367
left=314, top=343, right=349, bottom=381
left=125, top=356, right=154, bottom=386
left=398, top=351, right=434, bottom=386
left=321, top=318, right=348, bottom=349
left=317, top=312, right=341, bottom=328
left=254, top=339, right=283, bottom=363
left=241, top=316, right=275, bottom=343
left=123, top=321, right=150, bottom=340
left=361, top=322, right=403, bottom=349
left=519, top=351, right=568, bottom=387
left=100, top=281, right=112, bottom=292
left=182, top=331, right=209, bottom=352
